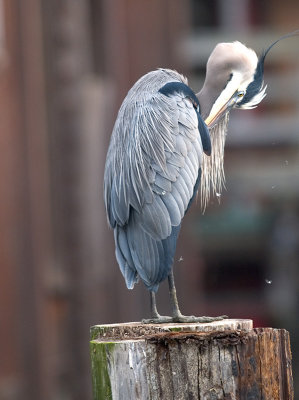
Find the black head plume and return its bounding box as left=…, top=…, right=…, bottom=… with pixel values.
left=239, top=30, right=299, bottom=107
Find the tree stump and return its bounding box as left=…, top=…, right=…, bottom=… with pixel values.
left=90, top=319, right=293, bottom=400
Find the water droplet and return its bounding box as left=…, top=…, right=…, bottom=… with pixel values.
left=216, top=193, right=221, bottom=198
left=161, top=190, right=166, bottom=195
left=271, top=185, right=276, bottom=190
left=284, top=160, right=289, bottom=166
left=265, top=279, right=272, bottom=285
left=178, top=256, right=183, bottom=262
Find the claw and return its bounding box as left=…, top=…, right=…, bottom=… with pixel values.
left=172, top=314, right=228, bottom=323
left=142, top=314, right=228, bottom=324
left=142, top=316, right=173, bottom=324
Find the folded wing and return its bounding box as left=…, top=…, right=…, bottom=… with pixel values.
left=104, top=75, right=209, bottom=291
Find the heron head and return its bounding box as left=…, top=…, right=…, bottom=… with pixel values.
left=199, top=41, right=266, bottom=127
left=198, top=41, right=266, bottom=209
left=198, top=33, right=298, bottom=209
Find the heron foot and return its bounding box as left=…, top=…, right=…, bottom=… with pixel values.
left=172, top=314, right=229, bottom=323
left=142, top=314, right=228, bottom=324
left=142, top=315, right=173, bottom=324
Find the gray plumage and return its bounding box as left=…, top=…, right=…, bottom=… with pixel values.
left=104, top=37, right=287, bottom=304
left=104, top=69, right=204, bottom=291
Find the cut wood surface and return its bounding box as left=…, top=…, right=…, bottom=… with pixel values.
left=90, top=319, right=293, bottom=400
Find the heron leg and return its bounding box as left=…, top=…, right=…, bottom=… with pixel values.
left=168, top=269, right=183, bottom=318
left=168, top=269, right=228, bottom=323
left=142, top=291, right=173, bottom=324
left=150, top=291, right=160, bottom=319
left=142, top=270, right=228, bottom=324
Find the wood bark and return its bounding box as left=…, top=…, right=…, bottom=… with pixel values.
left=90, top=319, right=293, bottom=400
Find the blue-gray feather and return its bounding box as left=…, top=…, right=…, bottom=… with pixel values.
left=104, top=69, right=209, bottom=291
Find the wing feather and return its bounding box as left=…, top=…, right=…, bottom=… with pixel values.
left=114, top=226, right=138, bottom=289
left=104, top=69, right=209, bottom=290
left=185, top=152, right=197, bottom=178
left=182, top=159, right=197, bottom=193
left=153, top=173, right=172, bottom=192
left=167, top=152, right=185, bottom=168
left=161, top=192, right=182, bottom=226
left=170, top=185, right=185, bottom=217
left=174, top=134, right=188, bottom=157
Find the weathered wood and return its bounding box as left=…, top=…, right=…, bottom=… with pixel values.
left=90, top=319, right=293, bottom=400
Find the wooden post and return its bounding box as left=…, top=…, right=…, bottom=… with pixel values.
left=90, top=319, right=293, bottom=400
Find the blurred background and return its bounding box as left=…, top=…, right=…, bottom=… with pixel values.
left=1, top=0, right=299, bottom=399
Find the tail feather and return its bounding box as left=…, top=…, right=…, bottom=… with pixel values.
left=114, top=226, right=138, bottom=289
left=114, top=214, right=181, bottom=292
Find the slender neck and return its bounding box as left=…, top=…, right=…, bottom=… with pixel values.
left=197, top=86, right=214, bottom=121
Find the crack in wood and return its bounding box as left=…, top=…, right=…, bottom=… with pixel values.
left=145, top=329, right=248, bottom=347
left=90, top=321, right=293, bottom=400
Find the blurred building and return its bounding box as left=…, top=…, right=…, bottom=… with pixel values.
left=0, top=0, right=298, bottom=399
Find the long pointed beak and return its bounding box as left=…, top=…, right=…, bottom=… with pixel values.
left=205, top=90, right=238, bottom=128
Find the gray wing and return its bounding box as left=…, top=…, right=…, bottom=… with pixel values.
left=104, top=88, right=204, bottom=290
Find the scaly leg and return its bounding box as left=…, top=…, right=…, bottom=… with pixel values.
left=168, top=270, right=228, bottom=323
left=142, top=270, right=228, bottom=324
left=142, top=291, right=172, bottom=324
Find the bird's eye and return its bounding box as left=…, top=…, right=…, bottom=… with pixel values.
left=237, top=90, right=245, bottom=98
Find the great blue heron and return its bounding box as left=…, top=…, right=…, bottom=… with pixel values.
left=104, top=34, right=296, bottom=323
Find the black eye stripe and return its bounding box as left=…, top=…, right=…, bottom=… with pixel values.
left=239, top=48, right=267, bottom=106
left=222, top=73, right=233, bottom=91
